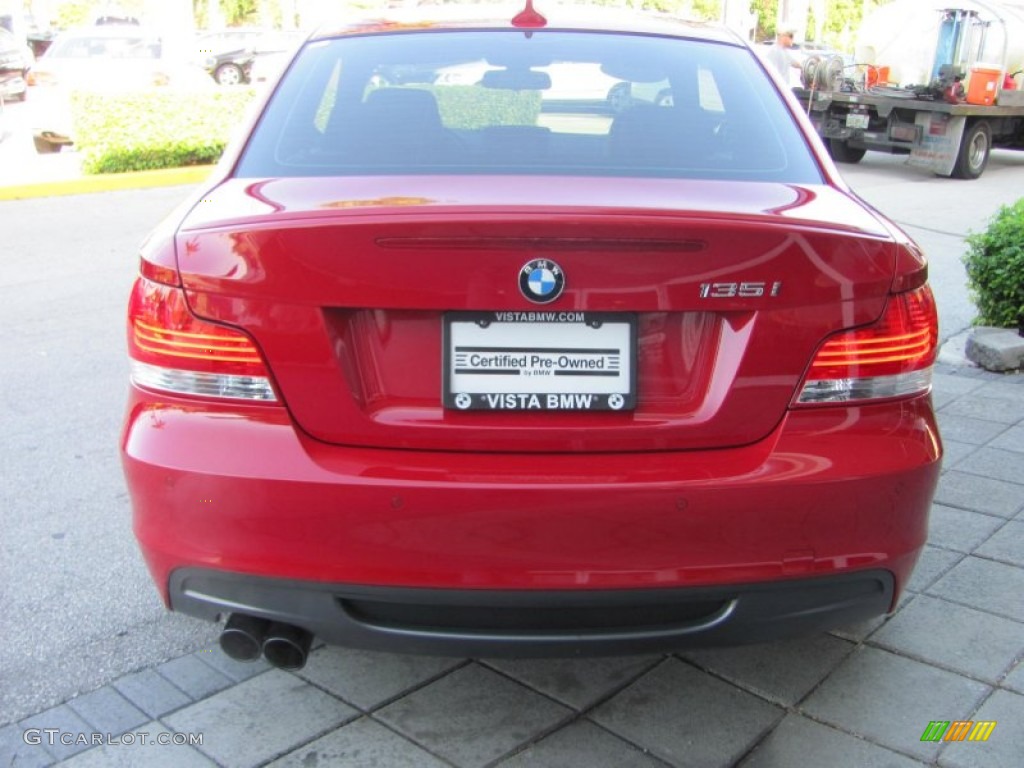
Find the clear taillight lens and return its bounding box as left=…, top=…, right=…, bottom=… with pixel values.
left=796, top=286, right=938, bottom=405
left=127, top=277, right=278, bottom=402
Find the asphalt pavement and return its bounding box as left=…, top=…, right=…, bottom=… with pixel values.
left=0, top=127, right=1022, bottom=767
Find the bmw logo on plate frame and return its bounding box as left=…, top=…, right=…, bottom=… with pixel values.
left=519, top=259, right=565, bottom=304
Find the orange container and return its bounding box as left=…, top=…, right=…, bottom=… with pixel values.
left=866, top=65, right=890, bottom=86
left=966, top=67, right=1001, bottom=105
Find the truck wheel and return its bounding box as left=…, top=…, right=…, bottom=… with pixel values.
left=951, top=120, right=990, bottom=179
left=828, top=139, right=866, bottom=164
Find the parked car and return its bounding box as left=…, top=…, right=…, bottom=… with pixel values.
left=196, top=27, right=271, bottom=85
left=238, top=29, right=306, bottom=86
left=0, top=27, right=32, bottom=102
left=197, top=29, right=305, bottom=86
left=122, top=4, right=941, bottom=670
left=29, top=26, right=210, bottom=152
left=203, top=47, right=252, bottom=85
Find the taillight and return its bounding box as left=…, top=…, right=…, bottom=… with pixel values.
left=796, top=285, right=938, bottom=405
left=27, top=69, right=57, bottom=87
left=127, top=276, right=278, bottom=402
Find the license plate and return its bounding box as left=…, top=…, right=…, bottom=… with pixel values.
left=443, top=311, right=636, bottom=411
left=846, top=112, right=870, bottom=130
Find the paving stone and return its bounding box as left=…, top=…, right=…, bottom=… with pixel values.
left=973, top=378, right=1024, bottom=400
left=955, top=448, right=1024, bottom=486
left=0, top=722, right=53, bottom=768
left=974, top=520, right=1024, bottom=567
left=591, top=658, right=783, bottom=768
left=376, top=663, right=571, bottom=768
left=164, top=669, right=357, bottom=768
left=938, top=440, right=979, bottom=471
left=295, top=646, right=462, bottom=710
left=933, top=471, right=1024, bottom=518
left=681, top=633, right=855, bottom=707
left=928, top=556, right=1024, bottom=621
left=266, top=717, right=449, bottom=768
left=196, top=648, right=271, bottom=683
left=497, top=719, right=665, bottom=767
left=65, top=687, right=148, bottom=737
left=906, top=545, right=963, bottom=592
left=935, top=414, right=1010, bottom=445
left=1002, top=661, right=1024, bottom=694
left=482, top=655, right=660, bottom=710
left=938, top=690, right=1024, bottom=768
left=155, top=654, right=233, bottom=701
left=940, top=395, right=1024, bottom=425
left=931, top=373, right=987, bottom=409
left=989, top=424, right=1024, bottom=454
left=112, top=668, right=192, bottom=719
left=926, top=505, right=1005, bottom=553
left=740, top=713, right=926, bottom=768
left=17, top=706, right=98, bottom=762
left=870, top=595, right=1024, bottom=683
left=55, top=721, right=215, bottom=768
left=829, top=613, right=888, bottom=642
left=801, top=646, right=990, bottom=761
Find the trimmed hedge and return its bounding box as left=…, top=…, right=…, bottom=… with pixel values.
left=428, top=86, right=542, bottom=130
left=71, top=88, right=258, bottom=174
left=963, top=198, right=1024, bottom=330
left=70, top=84, right=538, bottom=174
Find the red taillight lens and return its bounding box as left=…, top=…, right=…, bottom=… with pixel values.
left=127, top=277, right=278, bottom=402
left=796, top=286, right=938, bottom=405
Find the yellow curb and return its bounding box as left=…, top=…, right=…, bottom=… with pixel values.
left=0, top=165, right=214, bottom=201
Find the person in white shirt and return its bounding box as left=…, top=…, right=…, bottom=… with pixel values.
left=766, top=28, right=802, bottom=81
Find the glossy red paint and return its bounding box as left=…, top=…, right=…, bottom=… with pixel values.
left=124, top=384, right=939, bottom=601
left=121, top=13, right=943, bottom=654
left=171, top=177, right=901, bottom=453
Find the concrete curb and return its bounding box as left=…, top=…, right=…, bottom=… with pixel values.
left=966, top=326, right=1024, bottom=372
left=0, top=165, right=214, bottom=201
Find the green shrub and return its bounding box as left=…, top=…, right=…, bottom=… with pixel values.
left=387, top=85, right=541, bottom=130
left=71, top=88, right=258, bottom=174
left=430, top=86, right=542, bottom=130
left=963, top=198, right=1024, bottom=329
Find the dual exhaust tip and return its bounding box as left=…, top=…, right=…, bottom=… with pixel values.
left=219, top=614, right=313, bottom=670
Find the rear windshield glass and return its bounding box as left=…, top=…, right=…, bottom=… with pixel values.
left=237, top=29, right=822, bottom=183
left=47, top=34, right=162, bottom=59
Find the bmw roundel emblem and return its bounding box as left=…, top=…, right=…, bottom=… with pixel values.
left=519, top=259, right=565, bottom=304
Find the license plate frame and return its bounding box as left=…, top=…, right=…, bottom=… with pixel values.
left=443, top=311, right=636, bottom=411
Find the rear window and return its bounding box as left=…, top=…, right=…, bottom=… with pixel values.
left=48, top=34, right=161, bottom=59
left=237, top=29, right=822, bottom=183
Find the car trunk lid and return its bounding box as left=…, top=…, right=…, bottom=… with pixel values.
left=175, top=176, right=895, bottom=452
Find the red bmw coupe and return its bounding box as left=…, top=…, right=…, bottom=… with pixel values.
left=122, top=4, right=941, bottom=670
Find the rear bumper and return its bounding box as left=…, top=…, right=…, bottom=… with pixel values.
left=171, top=568, right=894, bottom=657
left=123, top=388, right=941, bottom=651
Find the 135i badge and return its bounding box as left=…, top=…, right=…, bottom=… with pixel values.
left=520, top=259, right=565, bottom=304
